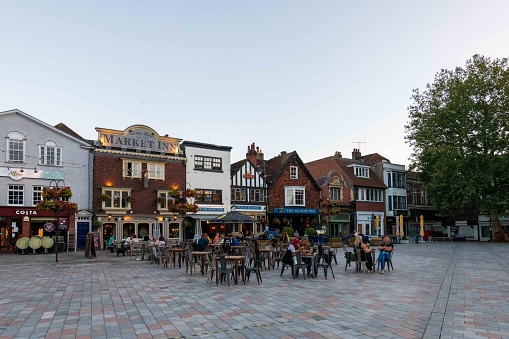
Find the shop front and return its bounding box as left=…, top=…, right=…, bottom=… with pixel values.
left=271, top=207, right=319, bottom=235
left=233, top=204, right=266, bottom=236
left=0, top=206, right=72, bottom=252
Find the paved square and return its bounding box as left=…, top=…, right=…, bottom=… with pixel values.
left=0, top=242, right=508, bottom=338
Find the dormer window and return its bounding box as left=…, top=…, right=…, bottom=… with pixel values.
left=290, top=166, right=298, bottom=179
left=354, top=166, right=369, bottom=178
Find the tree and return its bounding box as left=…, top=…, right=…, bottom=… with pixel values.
left=405, top=55, right=509, bottom=241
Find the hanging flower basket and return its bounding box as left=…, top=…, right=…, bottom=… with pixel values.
left=272, top=217, right=281, bottom=226
left=168, top=189, right=181, bottom=198
left=184, top=189, right=197, bottom=198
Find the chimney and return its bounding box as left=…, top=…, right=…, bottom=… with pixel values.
left=246, top=143, right=258, bottom=166
left=334, top=151, right=342, bottom=158
left=255, top=146, right=264, bottom=162
left=352, top=148, right=361, bottom=160
left=280, top=151, right=287, bottom=156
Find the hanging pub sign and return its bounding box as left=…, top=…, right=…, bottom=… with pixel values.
left=44, top=222, right=55, bottom=232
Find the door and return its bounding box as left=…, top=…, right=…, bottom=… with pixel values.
left=77, top=222, right=89, bottom=248
left=0, top=225, right=8, bottom=250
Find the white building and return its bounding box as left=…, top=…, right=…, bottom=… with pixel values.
left=181, top=141, right=232, bottom=239
left=0, top=109, right=92, bottom=252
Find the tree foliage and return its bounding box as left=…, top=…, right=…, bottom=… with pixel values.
left=405, top=55, right=509, bottom=238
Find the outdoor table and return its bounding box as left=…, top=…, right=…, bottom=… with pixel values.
left=169, top=248, right=186, bottom=269
left=215, top=255, right=245, bottom=285
left=301, top=252, right=317, bottom=277
left=230, top=245, right=246, bottom=255
left=192, top=251, right=209, bottom=275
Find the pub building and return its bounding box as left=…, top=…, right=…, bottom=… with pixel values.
left=93, top=125, right=187, bottom=245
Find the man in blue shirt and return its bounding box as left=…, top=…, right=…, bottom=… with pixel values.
left=198, top=234, right=209, bottom=251
left=231, top=234, right=239, bottom=246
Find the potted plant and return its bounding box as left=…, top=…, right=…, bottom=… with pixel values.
left=272, top=217, right=281, bottom=226
left=156, top=197, right=166, bottom=204
left=168, top=189, right=180, bottom=198
left=400, top=236, right=409, bottom=244
left=100, top=194, right=110, bottom=201
left=92, top=221, right=102, bottom=229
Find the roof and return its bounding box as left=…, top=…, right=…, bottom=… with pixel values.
left=361, top=153, right=391, bottom=166
left=306, top=155, right=386, bottom=189
left=230, top=159, right=247, bottom=174
left=54, top=123, right=85, bottom=140
left=181, top=140, right=232, bottom=152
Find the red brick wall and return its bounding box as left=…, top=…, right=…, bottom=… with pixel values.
left=93, top=153, right=186, bottom=213
left=268, top=159, right=320, bottom=209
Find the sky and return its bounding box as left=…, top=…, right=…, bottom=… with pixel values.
left=1, top=1, right=509, bottom=167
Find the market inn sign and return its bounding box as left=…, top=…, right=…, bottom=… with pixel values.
left=96, top=125, right=183, bottom=155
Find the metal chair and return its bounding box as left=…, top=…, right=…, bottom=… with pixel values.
left=280, top=249, right=294, bottom=278
left=377, top=249, right=394, bottom=272
left=343, top=245, right=356, bottom=271
left=185, top=250, right=197, bottom=276
left=244, top=251, right=262, bottom=284
left=316, top=245, right=335, bottom=279
left=217, top=255, right=233, bottom=286
left=294, top=252, right=307, bottom=280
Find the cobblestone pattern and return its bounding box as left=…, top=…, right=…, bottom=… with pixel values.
left=0, top=242, right=508, bottom=338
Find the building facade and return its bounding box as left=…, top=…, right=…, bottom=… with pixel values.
left=93, top=125, right=186, bottom=246
left=0, top=109, right=91, bottom=252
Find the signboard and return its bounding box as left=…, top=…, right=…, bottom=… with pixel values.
left=0, top=167, right=64, bottom=180
left=44, top=222, right=55, bottom=232
left=273, top=207, right=318, bottom=214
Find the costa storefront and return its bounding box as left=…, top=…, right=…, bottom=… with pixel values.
left=0, top=206, right=73, bottom=252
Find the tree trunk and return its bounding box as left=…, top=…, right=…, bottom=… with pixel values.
left=491, top=210, right=507, bottom=242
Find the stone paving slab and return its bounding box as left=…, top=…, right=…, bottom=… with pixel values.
left=0, top=242, right=508, bottom=338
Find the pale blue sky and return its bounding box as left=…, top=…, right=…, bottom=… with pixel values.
left=1, top=1, right=508, bottom=166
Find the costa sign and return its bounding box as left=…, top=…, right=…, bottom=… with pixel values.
left=16, top=210, right=38, bottom=215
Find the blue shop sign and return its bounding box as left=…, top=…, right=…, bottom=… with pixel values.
left=235, top=205, right=263, bottom=211
left=274, top=207, right=318, bottom=214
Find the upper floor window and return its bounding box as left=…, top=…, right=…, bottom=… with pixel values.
left=387, top=172, right=406, bottom=188
left=147, top=163, right=164, bottom=180
left=102, top=188, right=132, bottom=209
left=354, top=166, right=369, bottom=178
left=285, top=186, right=305, bottom=206
left=249, top=188, right=265, bottom=202
left=231, top=188, right=246, bottom=202
left=195, top=189, right=222, bottom=204
left=123, top=160, right=142, bottom=178
left=39, top=141, right=62, bottom=166
left=156, top=190, right=173, bottom=209
left=421, top=189, right=427, bottom=205
left=33, top=186, right=44, bottom=206
left=290, top=166, right=298, bottom=179
left=329, top=187, right=341, bottom=201
left=8, top=184, right=24, bottom=205
left=358, top=188, right=383, bottom=202
left=388, top=195, right=407, bottom=211
left=194, top=156, right=222, bottom=171
left=6, top=132, right=25, bottom=163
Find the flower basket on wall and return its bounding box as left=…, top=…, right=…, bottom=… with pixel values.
left=100, top=194, right=110, bottom=201
left=168, top=189, right=180, bottom=198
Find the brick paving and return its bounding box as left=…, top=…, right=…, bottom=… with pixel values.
left=0, top=242, right=508, bottom=338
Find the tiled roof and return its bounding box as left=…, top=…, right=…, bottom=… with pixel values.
left=54, top=123, right=85, bottom=140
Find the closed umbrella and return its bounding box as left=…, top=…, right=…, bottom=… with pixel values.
left=395, top=216, right=400, bottom=236
left=399, top=214, right=404, bottom=237
left=420, top=215, right=424, bottom=237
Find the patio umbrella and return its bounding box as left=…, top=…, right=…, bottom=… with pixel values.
left=420, top=215, right=424, bottom=237
left=399, top=214, right=404, bottom=237
left=208, top=211, right=259, bottom=235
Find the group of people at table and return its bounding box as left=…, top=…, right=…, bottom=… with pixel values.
left=353, top=233, right=394, bottom=274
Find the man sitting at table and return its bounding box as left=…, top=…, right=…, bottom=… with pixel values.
left=231, top=234, right=239, bottom=246
left=198, top=233, right=209, bottom=251
left=376, top=236, right=393, bottom=274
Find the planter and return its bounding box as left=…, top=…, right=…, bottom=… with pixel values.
left=400, top=239, right=409, bottom=244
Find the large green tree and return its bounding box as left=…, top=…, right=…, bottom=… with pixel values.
left=405, top=55, right=509, bottom=240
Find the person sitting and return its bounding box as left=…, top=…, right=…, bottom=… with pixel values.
left=213, top=233, right=220, bottom=244
left=219, top=233, right=225, bottom=244
left=198, top=233, right=209, bottom=251
left=158, top=236, right=166, bottom=247
left=231, top=234, right=239, bottom=246
left=354, top=235, right=373, bottom=273
left=299, top=237, right=311, bottom=252
left=290, top=237, right=300, bottom=252
left=143, top=234, right=150, bottom=241
left=376, top=236, right=394, bottom=274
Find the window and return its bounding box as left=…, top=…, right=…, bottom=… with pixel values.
left=6, top=132, right=25, bottom=163
left=39, top=141, right=62, bottom=166
left=33, top=186, right=44, bottom=206
left=421, top=189, right=427, bottom=205
left=123, top=160, right=142, bottom=178
left=249, top=189, right=265, bottom=202
left=103, top=189, right=131, bottom=209
left=195, top=189, right=222, bottom=204
left=194, top=156, right=222, bottom=171
left=359, top=188, right=383, bottom=202
left=329, top=187, right=341, bottom=201
left=354, top=166, right=369, bottom=178
left=8, top=185, right=24, bottom=205
left=147, top=163, right=164, bottom=180
left=285, top=187, right=305, bottom=206
left=388, top=172, right=406, bottom=188
left=290, top=166, right=298, bottom=179
left=157, top=191, right=169, bottom=209
left=231, top=188, right=246, bottom=202
left=388, top=195, right=407, bottom=211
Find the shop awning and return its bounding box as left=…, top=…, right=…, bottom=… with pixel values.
left=189, top=214, right=221, bottom=221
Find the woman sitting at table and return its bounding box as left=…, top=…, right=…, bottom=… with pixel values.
left=213, top=233, right=220, bottom=244
left=299, top=237, right=311, bottom=252
left=354, top=235, right=373, bottom=272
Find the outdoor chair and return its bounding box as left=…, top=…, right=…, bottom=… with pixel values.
left=253, top=247, right=266, bottom=271
left=150, top=246, right=162, bottom=266
left=217, top=255, right=234, bottom=286
left=244, top=251, right=262, bottom=284
left=316, top=245, right=335, bottom=279
left=160, top=246, right=170, bottom=269
left=130, top=242, right=142, bottom=260
left=293, top=252, right=306, bottom=280
left=185, top=250, right=197, bottom=276
left=280, top=249, right=294, bottom=278
left=206, top=252, right=217, bottom=283
left=343, top=245, right=356, bottom=271
left=355, top=249, right=368, bottom=273
left=273, top=244, right=285, bottom=269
